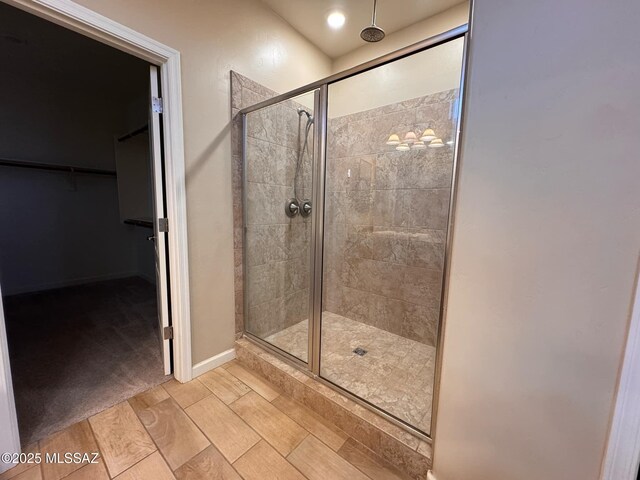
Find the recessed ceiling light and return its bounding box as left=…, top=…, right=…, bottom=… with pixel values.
left=327, top=11, right=346, bottom=29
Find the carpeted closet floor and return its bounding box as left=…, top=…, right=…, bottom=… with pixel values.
left=3, top=276, right=171, bottom=445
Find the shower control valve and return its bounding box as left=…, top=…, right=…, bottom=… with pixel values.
left=300, top=199, right=312, bottom=217
left=285, top=198, right=300, bottom=218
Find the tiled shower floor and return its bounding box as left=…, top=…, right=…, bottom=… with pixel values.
left=265, top=312, right=435, bottom=434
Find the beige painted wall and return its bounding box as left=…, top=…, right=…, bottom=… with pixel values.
left=70, top=0, right=331, bottom=364
left=329, top=38, right=464, bottom=118
left=331, top=2, right=469, bottom=73
left=433, top=0, right=640, bottom=479
left=328, top=2, right=468, bottom=118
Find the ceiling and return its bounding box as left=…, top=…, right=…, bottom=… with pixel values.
left=259, top=0, right=464, bottom=58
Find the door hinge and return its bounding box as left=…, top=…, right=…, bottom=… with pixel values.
left=152, top=96, right=164, bottom=114
left=163, top=326, right=174, bottom=340
left=158, top=218, right=168, bottom=232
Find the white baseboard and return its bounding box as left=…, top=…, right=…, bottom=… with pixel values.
left=192, top=348, right=236, bottom=378
left=427, top=471, right=437, bottom=480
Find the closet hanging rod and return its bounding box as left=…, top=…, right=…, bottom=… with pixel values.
left=0, top=158, right=117, bottom=177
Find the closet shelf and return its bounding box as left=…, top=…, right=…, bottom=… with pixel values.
left=124, top=218, right=154, bottom=229
left=0, top=158, right=117, bottom=177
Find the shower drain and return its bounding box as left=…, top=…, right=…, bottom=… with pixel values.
left=353, top=347, right=367, bottom=356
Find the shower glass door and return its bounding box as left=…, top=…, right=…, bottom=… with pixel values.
left=320, top=38, right=465, bottom=435
left=243, top=90, right=318, bottom=364
left=242, top=28, right=467, bottom=438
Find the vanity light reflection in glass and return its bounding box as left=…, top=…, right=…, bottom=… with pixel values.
left=387, top=129, right=451, bottom=151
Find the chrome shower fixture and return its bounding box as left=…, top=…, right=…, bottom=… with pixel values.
left=361, top=0, right=385, bottom=43
left=284, top=198, right=312, bottom=218
left=285, top=198, right=300, bottom=218
left=288, top=106, right=314, bottom=218
left=297, top=107, right=314, bottom=123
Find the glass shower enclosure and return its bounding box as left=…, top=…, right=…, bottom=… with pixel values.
left=241, top=26, right=467, bottom=439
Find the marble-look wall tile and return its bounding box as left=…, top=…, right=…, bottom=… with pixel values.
left=398, top=189, right=450, bottom=229
left=371, top=189, right=403, bottom=227
left=370, top=230, right=407, bottom=264
left=233, top=72, right=458, bottom=344
left=245, top=136, right=277, bottom=185
left=246, top=183, right=296, bottom=226
left=406, top=232, right=445, bottom=271
left=276, top=102, right=300, bottom=149
left=232, top=72, right=315, bottom=337
left=323, top=88, right=458, bottom=346
left=344, top=226, right=373, bottom=260
left=345, top=190, right=372, bottom=226
left=394, top=151, right=454, bottom=190
left=327, top=119, right=350, bottom=160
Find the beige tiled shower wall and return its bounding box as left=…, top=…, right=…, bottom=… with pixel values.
left=323, top=89, right=459, bottom=346
left=231, top=71, right=312, bottom=338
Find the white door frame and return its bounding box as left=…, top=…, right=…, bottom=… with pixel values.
left=0, top=295, right=20, bottom=473
left=0, top=0, right=193, bottom=458
left=601, top=264, right=640, bottom=480
left=149, top=65, right=172, bottom=375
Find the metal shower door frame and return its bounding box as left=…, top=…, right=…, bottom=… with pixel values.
left=240, top=23, right=470, bottom=442
left=308, top=86, right=326, bottom=376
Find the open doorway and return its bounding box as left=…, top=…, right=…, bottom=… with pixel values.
left=0, top=2, right=172, bottom=445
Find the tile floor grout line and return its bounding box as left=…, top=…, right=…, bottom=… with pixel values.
left=162, top=377, right=210, bottom=410
left=105, top=449, right=158, bottom=480
left=225, top=393, right=286, bottom=456
left=152, top=391, right=240, bottom=478
left=131, top=396, right=199, bottom=479
left=197, top=367, right=253, bottom=405
left=269, top=394, right=351, bottom=452
left=226, top=368, right=376, bottom=477
left=56, top=456, right=99, bottom=480
left=83, top=417, right=111, bottom=479
left=289, top=431, right=310, bottom=460
left=224, top=363, right=282, bottom=401
left=161, top=393, right=221, bottom=469
left=285, top=432, right=376, bottom=480
left=181, top=388, right=265, bottom=467
left=88, top=405, right=152, bottom=479
left=334, top=441, right=383, bottom=480
left=224, top=380, right=324, bottom=463
left=233, top=437, right=313, bottom=480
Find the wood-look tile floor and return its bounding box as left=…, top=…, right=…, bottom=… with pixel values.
left=0, top=361, right=412, bottom=480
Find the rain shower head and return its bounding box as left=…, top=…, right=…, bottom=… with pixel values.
left=361, top=0, right=385, bottom=42
left=361, top=25, right=385, bottom=42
